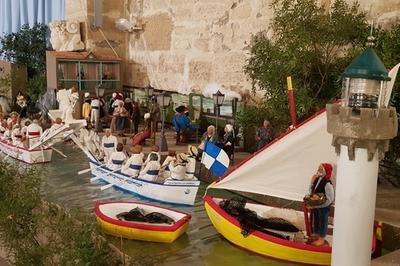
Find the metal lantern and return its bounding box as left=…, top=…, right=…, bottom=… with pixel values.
left=342, top=47, right=390, bottom=110
left=95, top=85, right=105, bottom=97
left=145, top=85, right=154, bottom=98
left=157, top=92, right=171, bottom=108
left=213, top=90, right=225, bottom=107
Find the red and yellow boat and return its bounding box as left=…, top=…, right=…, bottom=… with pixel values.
left=95, top=201, right=191, bottom=243
left=203, top=110, right=375, bottom=265
left=204, top=195, right=332, bottom=265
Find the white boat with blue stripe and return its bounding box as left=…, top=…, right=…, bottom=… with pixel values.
left=89, top=159, right=201, bottom=206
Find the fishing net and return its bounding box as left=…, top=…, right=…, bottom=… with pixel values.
left=219, top=198, right=300, bottom=239
left=116, top=207, right=175, bottom=224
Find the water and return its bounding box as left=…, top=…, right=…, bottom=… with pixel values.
left=40, top=143, right=295, bottom=266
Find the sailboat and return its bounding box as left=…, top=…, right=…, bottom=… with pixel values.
left=203, top=109, right=363, bottom=265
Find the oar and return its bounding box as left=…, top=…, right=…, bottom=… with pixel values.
left=90, top=176, right=102, bottom=182
left=51, top=147, right=67, bottom=158
left=78, top=163, right=106, bottom=175
left=99, top=168, right=123, bottom=191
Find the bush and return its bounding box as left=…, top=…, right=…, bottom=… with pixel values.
left=0, top=162, right=122, bottom=265
left=241, top=0, right=369, bottom=133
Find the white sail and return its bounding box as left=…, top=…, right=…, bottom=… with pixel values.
left=384, top=63, right=400, bottom=107
left=210, top=110, right=337, bottom=202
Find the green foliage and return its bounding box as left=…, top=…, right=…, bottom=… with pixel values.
left=26, top=73, right=47, bottom=103
left=374, top=26, right=400, bottom=163
left=0, top=161, right=121, bottom=265
left=0, top=23, right=47, bottom=78
left=242, top=0, right=369, bottom=131
left=0, top=23, right=48, bottom=103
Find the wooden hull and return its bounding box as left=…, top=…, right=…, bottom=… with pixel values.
left=95, top=201, right=191, bottom=243
left=203, top=195, right=332, bottom=265
left=90, top=160, right=200, bottom=206
left=0, top=139, right=52, bottom=164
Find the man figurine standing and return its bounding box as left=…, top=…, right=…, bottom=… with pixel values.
left=255, top=119, right=274, bottom=151
left=90, top=96, right=100, bottom=131
left=65, top=86, right=79, bottom=123
left=56, top=88, right=70, bottom=122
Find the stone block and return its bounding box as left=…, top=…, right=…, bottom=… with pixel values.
left=189, top=60, right=212, bottom=81
left=172, top=38, right=192, bottom=50
left=171, top=7, right=193, bottom=21
left=170, top=0, right=198, bottom=8
left=193, top=39, right=210, bottom=52
left=142, top=13, right=173, bottom=51
left=231, top=2, right=253, bottom=20
left=210, top=33, right=224, bottom=53
left=158, top=54, right=185, bottom=73
left=173, top=26, right=198, bottom=39
left=192, top=3, right=227, bottom=22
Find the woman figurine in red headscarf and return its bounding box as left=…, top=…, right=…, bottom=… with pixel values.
left=307, top=163, right=335, bottom=246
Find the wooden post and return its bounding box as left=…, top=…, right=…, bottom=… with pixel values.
left=286, top=76, right=297, bottom=127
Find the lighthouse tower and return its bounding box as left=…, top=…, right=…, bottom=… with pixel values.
left=327, top=39, right=398, bottom=266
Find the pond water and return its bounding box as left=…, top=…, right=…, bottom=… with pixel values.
left=40, top=143, right=295, bottom=266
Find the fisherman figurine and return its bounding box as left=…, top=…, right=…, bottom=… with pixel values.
left=107, top=143, right=126, bottom=171
left=0, top=121, right=6, bottom=136
left=11, top=124, right=23, bottom=147
left=90, top=96, right=100, bottom=131
left=143, top=145, right=161, bottom=167
left=3, top=123, right=12, bottom=140
left=167, top=153, right=188, bottom=181
left=26, top=119, right=43, bottom=148
left=139, top=153, right=161, bottom=182
left=121, top=145, right=144, bottom=177
left=186, top=145, right=198, bottom=180
left=56, top=87, right=70, bottom=122
left=161, top=150, right=176, bottom=180
left=82, top=92, right=91, bottom=121
left=80, top=124, right=100, bottom=155
left=101, top=129, right=118, bottom=162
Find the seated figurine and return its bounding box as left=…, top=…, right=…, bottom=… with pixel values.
left=167, top=153, right=188, bottom=181
left=186, top=145, right=198, bottom=180
left=138, top=153, right=161, bottom=182
left=121, top=145, right=144, bottom=177
left=160, top=150, right=176, bottom=180
left=107, top=143, right=126, bottom=171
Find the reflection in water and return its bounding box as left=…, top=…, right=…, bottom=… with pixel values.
left=40, top=144, right=293, bottom=265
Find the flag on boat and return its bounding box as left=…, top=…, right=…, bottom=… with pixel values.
left=201, top=141, right=230, bottom=177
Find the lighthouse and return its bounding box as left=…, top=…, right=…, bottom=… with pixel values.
left=327, top=38, right=398, bottom=265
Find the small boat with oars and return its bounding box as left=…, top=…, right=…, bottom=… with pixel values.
left=95, top=201, right=191, bottom=243
left=0, top=138, right=53, bottom=164
left=89, top=158, right=200, bottom=206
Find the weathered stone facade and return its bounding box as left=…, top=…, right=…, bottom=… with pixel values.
left=65, top=0, right=400, bottom=96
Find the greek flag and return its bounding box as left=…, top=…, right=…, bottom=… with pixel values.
left=201, top=141, right=230, bottom=177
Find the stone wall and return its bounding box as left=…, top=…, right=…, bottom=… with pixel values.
left=65, top=0, right=400, bottom=97
left=126, top=0, right=274, bottom=95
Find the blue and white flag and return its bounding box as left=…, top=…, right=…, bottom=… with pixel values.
left=201, top=141, right=230, bottom=177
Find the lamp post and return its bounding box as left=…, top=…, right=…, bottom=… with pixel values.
left=145, top=85, right=154, bottom=109
left=157, top=92, right=171, bottom=152
left=212, top=90, right=225, bottom=133
left=327, top=38, right=398, bottom=266
left=95, top=84, right=105, bottom=98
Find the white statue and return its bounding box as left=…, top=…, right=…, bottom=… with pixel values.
left=49, top=20, right=85, bottom=52
left=57, top=86, right=79, bottom=123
